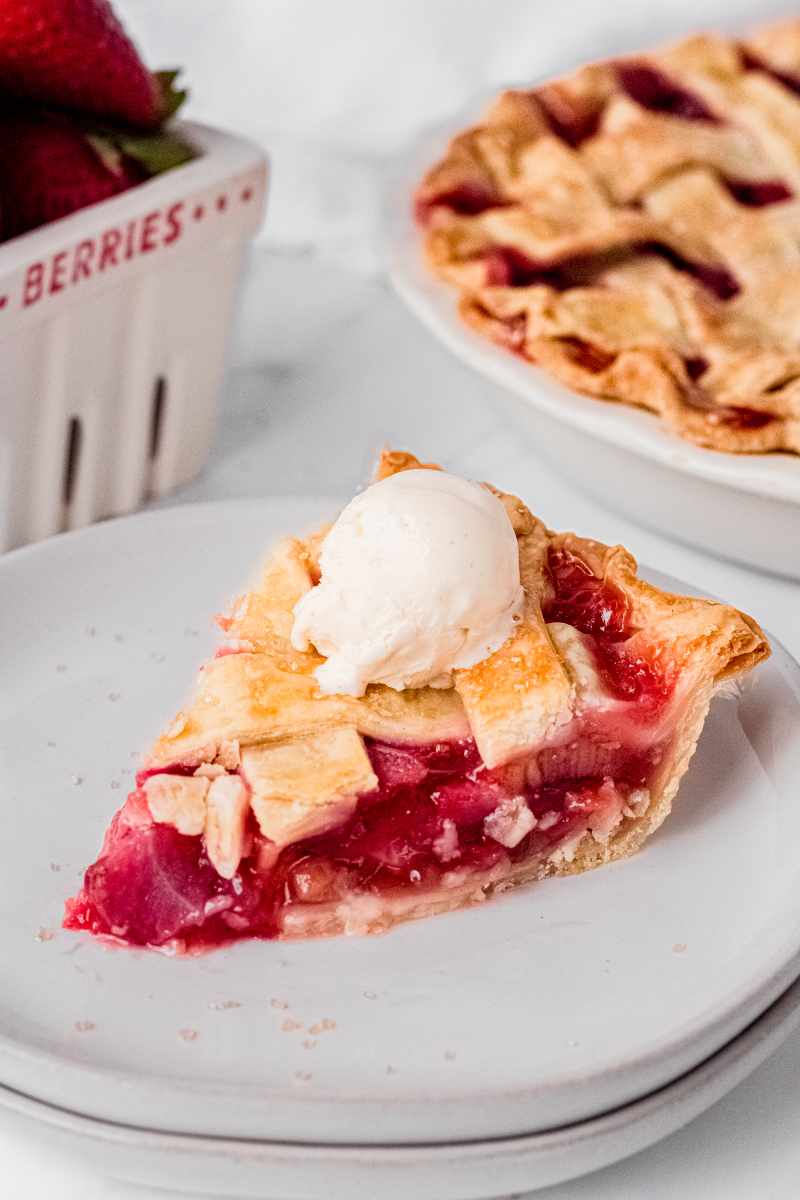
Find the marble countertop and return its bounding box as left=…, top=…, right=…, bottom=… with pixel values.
left=6, top=244, right=800, bottom=1198
left=7, top=0, right=800, bottom=1191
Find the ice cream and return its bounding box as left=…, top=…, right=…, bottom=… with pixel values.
left=291, top=468, right=524, bottom=695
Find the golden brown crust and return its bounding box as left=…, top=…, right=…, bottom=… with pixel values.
left=415, top=21, right=800, bottom=455
left=143, top=450, right=768, bottom=930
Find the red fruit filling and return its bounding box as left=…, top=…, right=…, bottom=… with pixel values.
left=482, top=242, right=740, bottom=302
left=724, top=177, right=793, bottom=207
left=483, top=245, right=558, bottom=288
left=415, top=183, right=506, bottom=223
left=684, top=356, right=709, bottom=381
left=65, top=550, right=677, bottom=951
left=545, top=546, right=630, bottom=639
left=741, top=48, right=800, bottom=99
left=534, top=87, right=603, bottom=147
left=557, top=337, right=616, bottom=373
left=639, top=242, right=740, bottom=301
left=615, top=62, right=719, bottom=122
left=683, top=387, right=776, bottom=431
left=716, top=408, right=775, bottom=431
left=544, top=547, right=674, bottom=709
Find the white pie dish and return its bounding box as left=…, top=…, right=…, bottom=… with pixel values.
left=386, top=117, right=800, bottom=582
left=2, top=956, right=800, bottom=1198
left=0, top=497, right=799, bottom=1150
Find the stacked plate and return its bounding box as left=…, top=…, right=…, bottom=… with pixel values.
left=2, top=500, right=800, bottom=1197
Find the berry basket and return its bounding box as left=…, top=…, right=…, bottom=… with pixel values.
left=0, top=120, right=267, bottom=552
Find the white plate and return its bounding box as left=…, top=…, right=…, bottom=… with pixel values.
left=387, top=117, right=800, bottom=580
left=1, top=499, right=799, bottom=1146
left=3, top=974, right=800, bottom=1199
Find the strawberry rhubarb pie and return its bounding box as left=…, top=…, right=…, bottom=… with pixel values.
left=65, top=451, right=768, bottom=951
left=416, top=19, right=800, bottom=454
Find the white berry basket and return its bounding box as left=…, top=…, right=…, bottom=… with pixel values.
left=0, top=120, right=267, bottom=552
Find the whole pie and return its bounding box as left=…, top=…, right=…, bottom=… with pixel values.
left=65, top=451, right=768, bottom=951
left=415, top=20, right=800, bottom=455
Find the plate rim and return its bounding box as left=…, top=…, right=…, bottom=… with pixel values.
left=2, top=498, right=800, bottom=1144
left=2, top=967, right=799, bottom=1160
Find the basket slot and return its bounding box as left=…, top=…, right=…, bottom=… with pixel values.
left=149, top=376, right=167, bottom=462
left=65, top=406, right=105, bottom=531
left=148, top=356, right=189, bottom=499
left=62, top=417, right=82, bottom=508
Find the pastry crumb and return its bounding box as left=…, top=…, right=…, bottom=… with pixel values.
left=294, top=1070, right=312, bottom=1083
left=308, top=1018, right=337, bottom=1035
left=35, top=927, right=54, bottom=943
left=281, top=1019, right=304, bottom=1033
left=179, top=1028, right=199, bottom=1042
left=74, top=1020, right=95, bottom=1033
left=302, top=1039, right=317, bottom=1050
left=672, top=943, right=688, bottom=954
left=208, top=999, right=242, bottom=1011
left=271, top=998, right=289, bottom=1010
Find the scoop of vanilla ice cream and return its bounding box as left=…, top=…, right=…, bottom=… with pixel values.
left=291, top=468, right=524, bottom=696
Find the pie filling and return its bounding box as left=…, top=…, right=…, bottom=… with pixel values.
left=740, top=47, right=800, bottom=99
left=64, top=550, right=679, bottom=951
left=614, top=62, right=720, bottom=123
left=480, top=241, right=741, bottom=303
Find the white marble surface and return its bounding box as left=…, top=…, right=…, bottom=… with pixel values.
left=6, top=0, right=800, bottom=1193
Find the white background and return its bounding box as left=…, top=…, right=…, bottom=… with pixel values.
left=5, top=0, right=800, bottom=1195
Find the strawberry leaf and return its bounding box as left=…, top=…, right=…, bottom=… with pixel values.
left=155, top=69, right=189, bottom=123
left=116, top=128, right=198, bottom=176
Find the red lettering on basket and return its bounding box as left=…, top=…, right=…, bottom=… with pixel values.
left=123, top=219, right=137, bottom=261
left=164, top=201, right=185, bottom=245
left=15, top=188, right=220, bottom=309
left=140, top=211, right=161, bottom=253
left=72, top=240, right=96, bottom=283
left=98, top=228, right=123, bottom=270
left=49, top=251, right=69, bottom=294
left=23, top=262, right=45, bottom=307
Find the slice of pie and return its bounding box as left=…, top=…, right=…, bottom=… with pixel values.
left=415, top=19, right=800, bottom=454
left=65, top=451, right=768, bottom=951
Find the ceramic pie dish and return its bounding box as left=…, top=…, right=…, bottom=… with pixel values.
left=1, top=496, right=799, bottom=1148
left=388, top=24, right=800, bottom=579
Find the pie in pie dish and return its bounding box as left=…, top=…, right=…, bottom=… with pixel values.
left=415, top=20, right=800, bottom=455
left=64, top=451, right=768, bottom=951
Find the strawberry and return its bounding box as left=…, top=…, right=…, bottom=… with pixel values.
left=0, top=0, right=184, bottom=129
left=0, top=111, right=196, bottom=240
left=0, top=113, right=145, bottom=238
